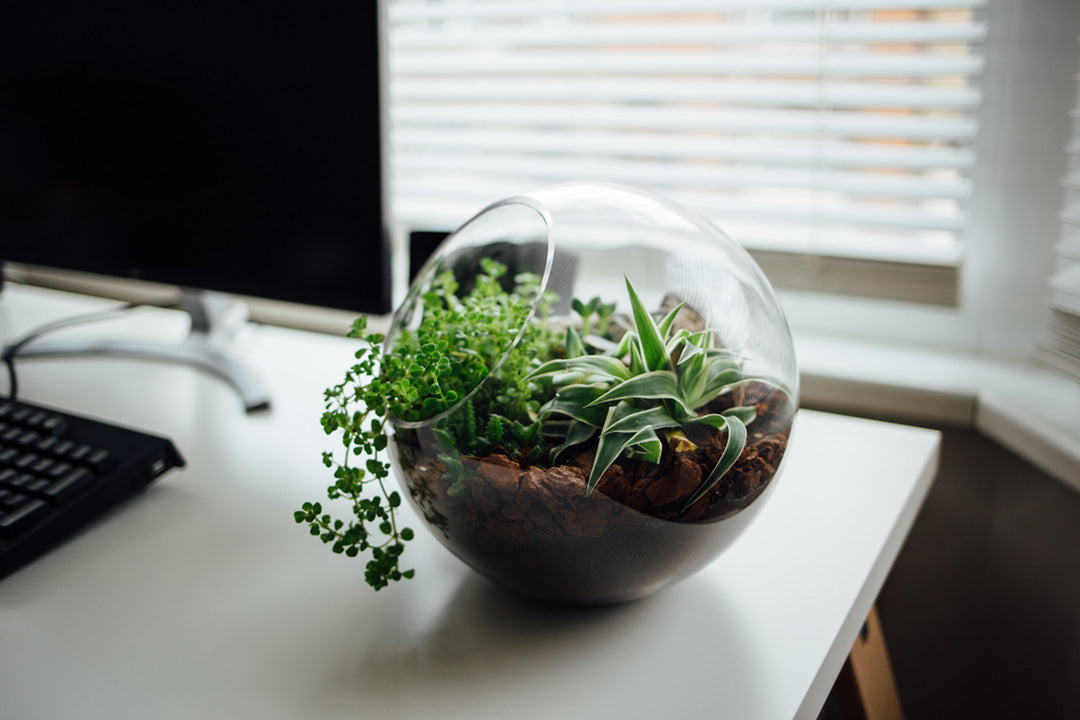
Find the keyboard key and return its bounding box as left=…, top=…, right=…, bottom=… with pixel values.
left=42, top=468, right=94, bottom=505
left=7, top=473, right=36, bottom=491
left=0, top=489, right=22, bottom=509
left=39, top=416, right=69, bottom=436
left=14, top=431, right=40, bottom=448
left=25, top=411, right=48, bottom=428
left=25, top=477, right=51, bottom=494
left=85, top=449, right=115, bottom=475
left=13, top=453, right=39, bottom=470
left=34, top=435, right=59, bottom=454
left=46, top=462, right=73, bottom=480
left=67, top=443, right=92, bottom=463
left=0, top=499, right=49, bottom=540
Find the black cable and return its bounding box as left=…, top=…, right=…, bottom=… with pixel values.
left=2, top=300, right=181, bottom=401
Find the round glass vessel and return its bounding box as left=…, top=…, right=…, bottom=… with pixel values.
left=385, top=183, right=798, bottom=604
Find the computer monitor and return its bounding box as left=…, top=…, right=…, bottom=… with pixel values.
left=0, top=1, right=391, bottom=410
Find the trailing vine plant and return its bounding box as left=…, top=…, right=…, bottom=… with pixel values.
left=294, top=316, right=413, bottom=590
left=295, top=259, right=559, bottom=590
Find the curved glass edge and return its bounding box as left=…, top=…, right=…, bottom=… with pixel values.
left=385, top=196, right=555, bottom=431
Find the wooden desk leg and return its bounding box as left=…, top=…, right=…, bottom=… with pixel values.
left=829, top=605, right=905, bottom=720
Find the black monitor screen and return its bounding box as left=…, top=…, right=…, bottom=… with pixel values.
left=0, top=1, right=390, bottom=314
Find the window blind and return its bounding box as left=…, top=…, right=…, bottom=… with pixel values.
left=1037, top=57, right=1080, bottom=380
left=387, top=0, right=985, bottom=304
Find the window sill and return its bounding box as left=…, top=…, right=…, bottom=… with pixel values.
left=796, top=332, right=1080, bottom=495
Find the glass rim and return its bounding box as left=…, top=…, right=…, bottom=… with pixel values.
left=384, top=194, right=555, bottom=431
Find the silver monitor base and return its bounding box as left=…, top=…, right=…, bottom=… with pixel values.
left=10, top=289, right=271, bottom=412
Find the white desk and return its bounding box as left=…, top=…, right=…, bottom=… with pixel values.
left=0, top=285, right=940, bottom=720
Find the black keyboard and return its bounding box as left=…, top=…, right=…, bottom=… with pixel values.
left=0, top=398, right=184, bottom=579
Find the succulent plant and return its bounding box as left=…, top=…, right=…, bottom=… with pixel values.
left=528, top=278, right=790, bottom=511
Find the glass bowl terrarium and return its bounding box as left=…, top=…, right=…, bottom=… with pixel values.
left=382, top=183, right=798, bottom=604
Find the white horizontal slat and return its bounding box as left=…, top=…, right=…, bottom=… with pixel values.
left=718, top=223, right=962, bottom=264
left=392, top=103, right=979, bottom=140
left=1048, top=292, right=1080, bottom=319
left=394, top=153, right=971, bottom=199
left=681, top=193, right=966, bottom=233
left=394, top=78, right=980, bottom=109
left=392, top=21, right=987, bottom=49
left=1060, top=205, right=1080, bottom=226
left=392, top=51, right=984, bottom=78
left=393, top=128, right=975, bottom=170
left=390, top=0, right=987, bottom=22
left=1050, top=263, right=1080, bottom=298
left=1056, top=238, right=1080, bottom=262
left=393, top=174, right=966, bottom=231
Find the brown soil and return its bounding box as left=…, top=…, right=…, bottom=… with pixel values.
left=396, top=382, right=793, bottom=545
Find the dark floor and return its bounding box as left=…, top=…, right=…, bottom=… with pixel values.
left=823, top=422, right=1080, bottom=719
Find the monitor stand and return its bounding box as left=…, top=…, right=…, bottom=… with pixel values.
left=11, top=289, right=272, bottom=412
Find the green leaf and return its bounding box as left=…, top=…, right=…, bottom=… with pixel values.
left=683, top=415, right=748, bottom=511
left=656, top=301, right=685, bottom=339
left=539, top=384, right=609, bottom=427
left=678, top=351, right=709, bottom=407
left=587, top=427, right=632, bottom=493
left=582, top=402, right=637, bottom=491
left=588, top=370, right=696, bottom=418
left=527, top=355, right=631, bottom=383
left=666, top=328, right=691, bottom=356
left=604, top=405, right=681, bottom=435
left=588, top=423, right=664, bottom=487
left=696, top=367, right=743, bottom=406
left=565, top=325, right=586, bottom=359
left=745, top=374, right=796, bottom=402
left=723, top=405, right=759, bottom=425
left=625, top=278, right=669, bottom=371
left=697, top=373, right=794, bottom=409
left=673, top=330, right=716, bottom=364
left=550, top=420, right=598, bottom=463
left=624, top=426, right=662, bottom=464
left=629, top=335, right=647, bottom=376
left=686, top=413, right=728, bottom=431
left=605, top=400, right=641, bottom=428
left=486, top=414, right=505, bottom=444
